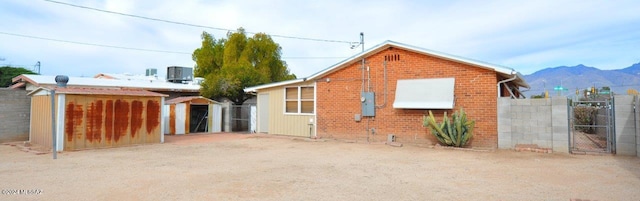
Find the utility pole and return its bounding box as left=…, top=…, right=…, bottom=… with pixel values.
left=34, top=61, right=40, bottom=74
left=360, top=32, right=364, bottom=52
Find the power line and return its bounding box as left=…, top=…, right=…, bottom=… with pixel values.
left=0, top=31, right=346, bottom=59
left=0, top=64, right=30, bottom=67
left=0, top=31, right=192, bottom=54
left=283, top=57, right=346, bottom=59
left=42, top=0, right=357, bottom=44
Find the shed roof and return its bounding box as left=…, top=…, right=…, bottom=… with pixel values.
left=27, top=87, right=169, bottom=97
left=165, top=96, right=219, bottom=105
left=11, top=74, right=199, bottom=92
left=245, top=40, right=529, bottom=93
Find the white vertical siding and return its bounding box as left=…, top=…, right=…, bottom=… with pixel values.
left=210, top=104, right=222, bottom=132
left=175, top=103, right=186, bottom=134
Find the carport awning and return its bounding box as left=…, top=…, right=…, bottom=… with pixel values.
left=393, top=78, right=455, bottom=109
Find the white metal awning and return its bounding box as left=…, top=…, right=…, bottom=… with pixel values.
left=393, top=78, right=455, bottom=109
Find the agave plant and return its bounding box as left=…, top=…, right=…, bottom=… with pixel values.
left=423, top=108, right=475, bottom=147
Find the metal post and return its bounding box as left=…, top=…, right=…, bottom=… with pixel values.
left=51, top=89, right=56, bottom=159
left=567, top=98, right=572, bottom=154
left=611, top=96, right=616, bottom=154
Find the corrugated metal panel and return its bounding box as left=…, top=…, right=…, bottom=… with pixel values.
left=262, top=81, right=315, bottom=137
left=145, top=99, right=162, bottom=143
left=163, top=105, right=170, bottom=134
left=29, top=95, right=52, bottom=149
left=169, top=104, right=176, bottom=134
left=207, top=104, right=213, bottom=133
left=185, top=103, right=190, bottom=134
left=210, top=104, right=222, bottom=132
left=64, top=95, right=86, bottom=150
left=250, top=105, right=256, bottom=133
left=105, top=99, right=115, bottom=147
left=175, top=103, right=186, bottom=134
left=62, top=95, right=162, bottom=150
left=129, top=100, right=144, bottom=145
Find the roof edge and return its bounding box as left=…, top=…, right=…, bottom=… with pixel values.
left=243, top=78, right=306, bottom=93
left=242, top=40, right=530, bottom=92
left=306, top=40, right=528, bottom=88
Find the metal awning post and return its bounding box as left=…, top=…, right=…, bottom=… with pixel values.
left=51, top=75, right=68, bottom=159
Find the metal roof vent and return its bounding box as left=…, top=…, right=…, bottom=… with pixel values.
left=55, top=75, right=69, bottom=88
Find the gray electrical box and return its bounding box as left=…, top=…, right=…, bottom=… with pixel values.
left=361, top=92, right=375, bottom=117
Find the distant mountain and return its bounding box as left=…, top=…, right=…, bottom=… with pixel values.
left=615, top=62, right=640, bottom=75
left=523, top=62, right=640, bottom=97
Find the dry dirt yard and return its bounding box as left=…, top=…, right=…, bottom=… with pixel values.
left=1, top=133, right=639, bottom=201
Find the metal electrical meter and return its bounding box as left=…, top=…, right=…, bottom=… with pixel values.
left=361, top=92, right=375, bottom=117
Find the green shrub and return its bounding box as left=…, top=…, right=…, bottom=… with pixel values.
left=423, top=108, right=475, bottom=147
left=573, top=106, right=597, bottom=133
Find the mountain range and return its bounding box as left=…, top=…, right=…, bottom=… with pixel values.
left=522, top=62, right=640, bottom=97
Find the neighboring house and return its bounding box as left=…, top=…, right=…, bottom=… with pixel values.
left=245, top=40, right=529, bottom=148
left=11, top=74, right=200, bottom=99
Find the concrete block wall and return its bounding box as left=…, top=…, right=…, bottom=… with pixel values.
left=637, top=96, right=640, bottom=157
left=614, top=95, right=637, bottom=156
left=497, top=97, right=569, bottom=153
left=511, top=98, right=552, bottom=147
left=497, top=98, right=511, bottom=149
left=499, top=95, right=639, bottom=156
left=550, top=97, right=570, bottom=153
left=0, top=89, right=31, bottom=143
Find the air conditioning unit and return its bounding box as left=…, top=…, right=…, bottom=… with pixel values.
left=166, top=66, right=193, bottom=83
left=145, top=68, right=158, bottom=76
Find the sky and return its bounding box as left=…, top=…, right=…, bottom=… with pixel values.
left=1, top=0, right=639, bottom=80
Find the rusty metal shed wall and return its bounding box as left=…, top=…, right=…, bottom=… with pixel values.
left=62, top=94, right=162, bottom=150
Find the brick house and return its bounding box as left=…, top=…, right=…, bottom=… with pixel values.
left=244, top=41, right=529, bottom=148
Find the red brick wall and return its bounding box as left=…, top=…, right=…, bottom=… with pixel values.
left=316, top=47, right=499, bottom=148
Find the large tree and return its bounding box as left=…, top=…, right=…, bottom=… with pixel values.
left=193, top=28, right=296, bottom=105
left=0, top=66, right=38, bottom=87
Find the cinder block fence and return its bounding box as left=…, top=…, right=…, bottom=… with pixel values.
left=498, top=95, right=640, bottom=157
left=0, top=89, right=31, bottom=143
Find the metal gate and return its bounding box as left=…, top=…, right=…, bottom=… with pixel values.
left=568, top=98, right=615, bottom=154
left=230, top=104, right=253, bottom=132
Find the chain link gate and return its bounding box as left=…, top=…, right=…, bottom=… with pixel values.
left=568, top=98, right=616, bottom=154
left=230, top=104, right=253, bottom=132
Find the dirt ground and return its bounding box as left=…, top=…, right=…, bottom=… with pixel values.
left=1, top=133, right=639, bottom=201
